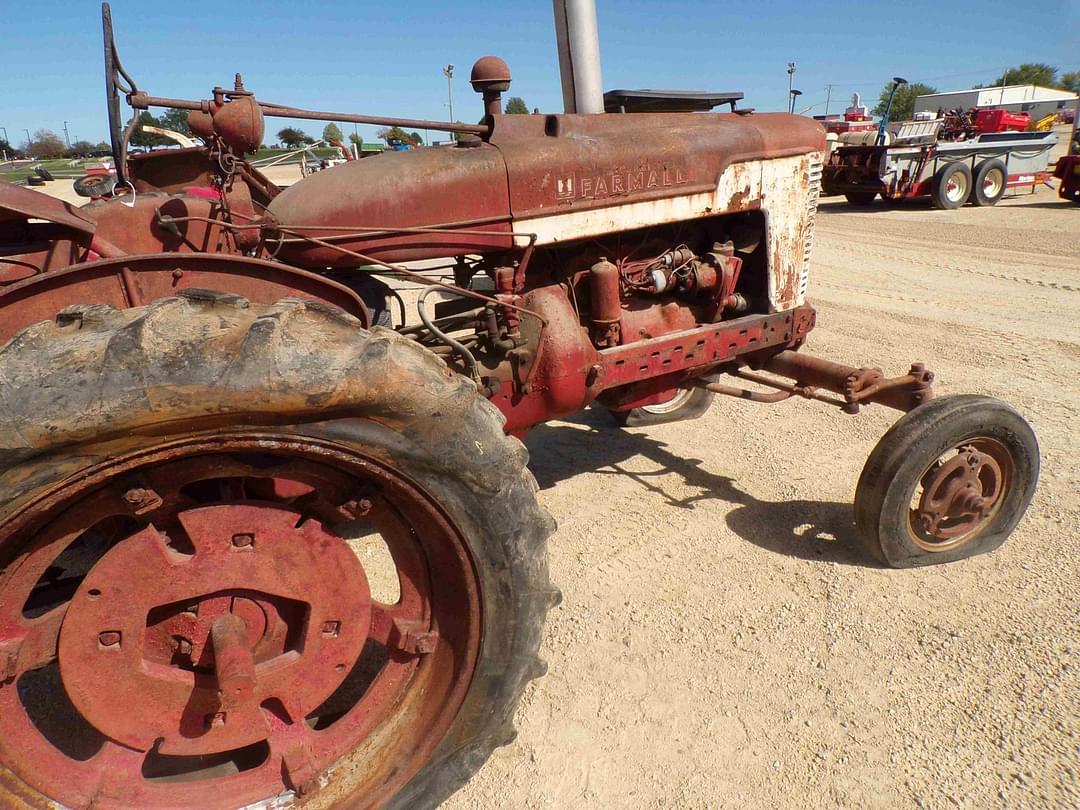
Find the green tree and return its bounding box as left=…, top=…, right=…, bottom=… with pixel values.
left=277, top=127, right=307, bottom=148
left=322, top=123, right=344, bottom=143
left=0, top=138, right=15, bottom=158
left=160, top=107, right=192, bottom=137
left=989, top=63, right=1058, bottom=88
left=348, top=132, right=363, bottom=148
left=129, top=112, right=171, bottom=148
left=68, top=140, right=96, bottom=156
left=408, top=131, right=424, bottom=146
left=1060, top=71, right=1080, bottom=95
left=504, top=96, right=529, bottom=115
left=873, top=82, right=938, bottom=122
left=28, top=129, right=66, bottom=159
left=93, top=141, right=111, bottom=153
left=377, top=126, right=412, bottom=144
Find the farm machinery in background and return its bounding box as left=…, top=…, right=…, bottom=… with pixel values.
left=0, top=2, right=1040, bottom=808
left=822, top=77, right=1059, bottom=208
left=1053, top=99, right=1080, bottom=203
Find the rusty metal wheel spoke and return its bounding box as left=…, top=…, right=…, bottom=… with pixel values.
left=909, top=438, right=1012, bottom=551
left=0, top=605, right=65, bottom=683
left=0, top=436, right=482, bottom=809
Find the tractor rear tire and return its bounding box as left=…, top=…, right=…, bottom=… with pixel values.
left=854, top=395, right=1038, bottom=568
left=0, top=292, right=557, bottom=810
left=971, top=159, right=1007, bottom=206
left=844, top=191, right=877, bottom=207
left=931, top=162, right=973, bottom=209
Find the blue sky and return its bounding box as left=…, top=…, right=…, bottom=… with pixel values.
left=1, top=0, right=1077, bottom=148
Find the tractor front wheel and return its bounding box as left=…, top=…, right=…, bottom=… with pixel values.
left=0, top=292, right=556, bottom=809
left=854, top=395, right=1038, bottom=568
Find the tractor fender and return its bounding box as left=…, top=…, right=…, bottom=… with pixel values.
left=0, top=253, right=370, bottom=346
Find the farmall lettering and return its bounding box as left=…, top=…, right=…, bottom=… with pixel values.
left=556, top=163, right=691, bottom=205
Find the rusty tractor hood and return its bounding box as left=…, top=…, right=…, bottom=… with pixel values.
left=266, top=112, right=825, bottom=268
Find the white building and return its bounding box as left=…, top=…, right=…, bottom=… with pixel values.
left=914, top=85, right=1077, bottom=121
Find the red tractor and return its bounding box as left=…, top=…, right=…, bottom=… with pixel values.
left=0, top=4, right=1039, bottom=808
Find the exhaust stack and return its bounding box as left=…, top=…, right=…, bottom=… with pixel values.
left=553, top=0, right=605, bottom=114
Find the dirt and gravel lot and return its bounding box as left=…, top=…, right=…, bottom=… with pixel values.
left=448, top=189, right=1080, bottom=810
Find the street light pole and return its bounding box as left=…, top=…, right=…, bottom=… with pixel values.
left=787, top=62, right=796, bottom=111
left=63, top=121, right=71, bottom=148
left=789, top=89, right=803, bottom=114
left=824, top=84, right=834, bottom=116
left=24, top=129, right=31, bottom=155
left=443, top=65, right=455, bottom=123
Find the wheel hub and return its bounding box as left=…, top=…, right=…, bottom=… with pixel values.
left=57, top=503, right=371, bottom=757
left=915, top=444, right=1004, bottom=541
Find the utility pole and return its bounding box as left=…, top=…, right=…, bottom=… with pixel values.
left=443, top=65, right=455, bottom=123
left=824, top=84, right=834, bottom=116
left=24, top=129, right=31, bottom=155
left=0, top=127, right=8, bottom=163
left=787, top=62, right=796, bottom=110
left=63, top=121, right=71, bottom=149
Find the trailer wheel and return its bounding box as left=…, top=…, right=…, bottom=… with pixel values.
left=844, top=191, right=877, bottom=206
left=0, top=292, right=557, bottom=810
left=971, top=159, right=1007, bottom=206
left=931, top=162, right=972, bottom=209
left=854, top=395, right=1038, bottom=568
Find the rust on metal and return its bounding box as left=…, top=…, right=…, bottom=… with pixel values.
left=762, top=350, right=934, bottom=413
left=913, top=440, right=1010, bottom=548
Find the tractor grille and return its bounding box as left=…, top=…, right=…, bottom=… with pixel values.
left=800, top=156, right=822, bottom=300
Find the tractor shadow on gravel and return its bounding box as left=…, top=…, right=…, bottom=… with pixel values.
left=524, top=409, right=882, bottom=569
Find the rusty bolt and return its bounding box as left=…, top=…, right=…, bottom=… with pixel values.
left=206, top=712, right=227, bottom=729
left=231, top=533, right=255, bottom=549
left=98, top=631, right=122, bottom=648
left=341, top=498, right=373, bottom=519
left=321, top=621, right=341, bottom=638
left=122, top=487, right=162, bottom=515
left=1, top=644, right=18, bottom=684
left=172, top=268, right=184, bottom=280
left=388, top=618, right=439, bottom=656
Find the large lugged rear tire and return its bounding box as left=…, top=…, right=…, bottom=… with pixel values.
left=854, top=395, right=1038, bottom=568
left=0, top=292, right=557, bottom=810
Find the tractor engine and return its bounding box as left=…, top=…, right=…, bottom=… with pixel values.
left=264, top=103, right=825, bottom=431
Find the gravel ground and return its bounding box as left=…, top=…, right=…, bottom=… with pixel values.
left=448, top=188, right=1080, bottom=810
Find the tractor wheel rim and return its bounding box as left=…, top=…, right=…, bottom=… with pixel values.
left=641, top=387, right=696, bottom=415
left=983, top=168, right=1004, bottom=198
left=907, top=438, right=1012, bottom=552
left=0, top=434, right=480, bottom=809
